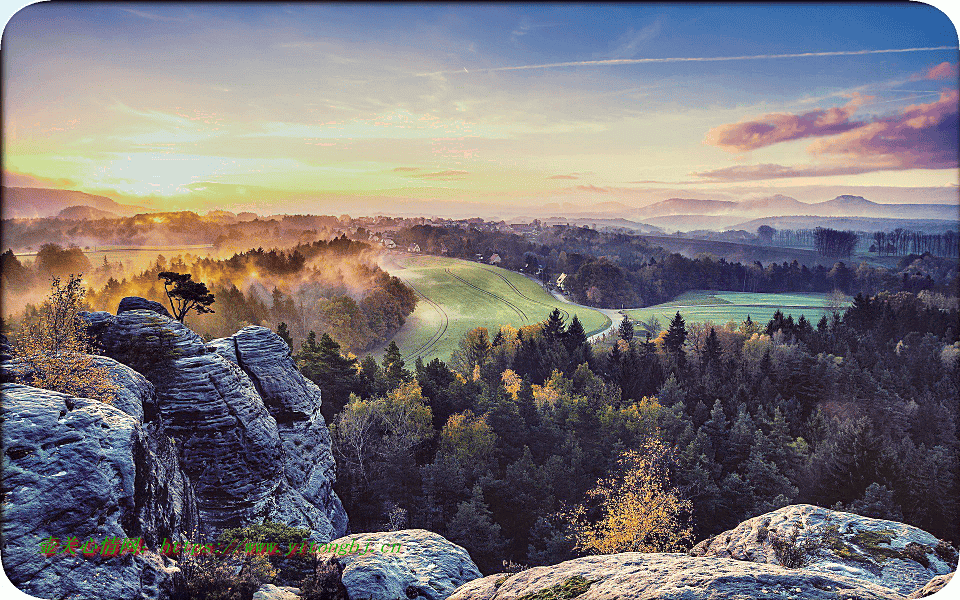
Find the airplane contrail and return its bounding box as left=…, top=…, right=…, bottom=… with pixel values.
left=421, top=46, right=955, bottom=76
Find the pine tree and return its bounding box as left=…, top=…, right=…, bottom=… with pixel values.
left=382, top=340, right=411, bottom=387
left=276, top=322, right=293, bottom=350
left=618, top=316, right=634, bottom=342
left=447, top=485, right=505, bottom=574
left=663, top=312, right=687, bottom=369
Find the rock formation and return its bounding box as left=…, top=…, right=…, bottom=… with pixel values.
left=325, top=530, right=482, bottom=600
left=1, top=298, right=347, bottom=599
left=81, top=302, right=347, bottom=540
left=689, top=504, right=958, bottom=596
left=449, top=553, right=905, bottom=600
left=1, top=375, right=190, bottom=600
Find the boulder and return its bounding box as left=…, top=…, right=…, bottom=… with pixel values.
left=117, top=296, right=172, bottom=318
left=82, top=310, right=347, bottom=540
left=0, top=382, right=191, bottom=600
left=326, top=530, right=482, bottom=600
left=689, top=504, right=958, bottom=596
left=252, top=584, right=302, bottom=600
left=448, top=553, right=904, bottom=600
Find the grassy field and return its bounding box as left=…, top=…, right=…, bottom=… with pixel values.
left=379, top=253, right=611, bottom=363
left=623, top=290, right=846, bottom=333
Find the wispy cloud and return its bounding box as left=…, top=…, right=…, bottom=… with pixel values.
left=603, top=21, right=662, bottom=60
left=549, top=174, right=579, bottom=180
left=422, top=46, right=954, bottom=76
left=119, top=7, right=186, bottom=22
left=403, top=169, right=469, bottom=180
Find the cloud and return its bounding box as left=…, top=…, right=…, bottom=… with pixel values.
left=704, top=94, right=870, bottom=151
left=422, top=45, right=953, bottom=76
left=808, top=89, right=958, bottom=170
left=549, top=174, right=579, bottom=180
left=392, top=166, right=422, bottom=172
left=924, top=61, right=959, bottom=80
left=697, top=88, right=958, bottom=181
left=604, top=21, right=662, bottom=60
left=575, top=184, right=611, bottom=193
left=693, top=163, right=883, bottom=181
left=404, top=170, right=469, bottom=180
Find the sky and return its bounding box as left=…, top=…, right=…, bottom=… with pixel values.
left=2, top=2, right=959, bottom=218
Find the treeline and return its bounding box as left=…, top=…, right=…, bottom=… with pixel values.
left=774, top=227, right=959, bottom=258
left=294, top=293, right=959, bottom=573
left=3, top=237, right=417, bottom=353
left=813, top=227, right=859, bottom=259
left=2, top=211, right=344, bottom=256
left=871, top=228, right=960, bottom=258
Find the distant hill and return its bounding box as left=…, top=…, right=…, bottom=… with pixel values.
left=633, top=194, right=958, bottom=229
left=2, top=187, right=144, bottom=218
left=57, top=205, right=118, bottom=220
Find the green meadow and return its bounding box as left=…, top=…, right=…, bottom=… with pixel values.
left=624, top=290, right=846, bottom=334
left=379, top=254, right=611, bottom=363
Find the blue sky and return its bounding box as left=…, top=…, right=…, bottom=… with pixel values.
left=2, top=2, right=958, bottom=215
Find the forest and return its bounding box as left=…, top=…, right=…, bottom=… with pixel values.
left=295, top=290, right=959, bottom=574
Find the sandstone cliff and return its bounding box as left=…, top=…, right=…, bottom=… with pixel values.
left=1, top=298, right=347, bottom=599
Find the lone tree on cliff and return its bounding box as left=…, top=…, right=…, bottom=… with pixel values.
left=158, top=271, right=216, bottom=322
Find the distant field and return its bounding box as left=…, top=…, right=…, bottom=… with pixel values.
left=379, top=253, right=611, bottom=363
left=15, top=245, right=216, bottom=272
left=624, top=290, right=846, bottom=332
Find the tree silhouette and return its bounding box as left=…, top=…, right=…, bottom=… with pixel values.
left=157, top=271, right=215, bottom=322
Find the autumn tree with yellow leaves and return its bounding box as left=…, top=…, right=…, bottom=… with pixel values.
left=12, top=275, right=118, bottom=403
left=568, top=439, right=693, bottom=554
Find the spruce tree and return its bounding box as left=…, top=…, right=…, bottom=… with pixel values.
left=618, top=316, right=635, bottom=341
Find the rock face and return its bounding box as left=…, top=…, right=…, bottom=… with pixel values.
left=82, top=300, right=347, bottom=540
left=327, top=530, right=482, bottom=600
left=689, top=504, right=958, bottom=596
left=448, top=553, right=904, bottom=600
left=1, top=380, right=191, bottom=600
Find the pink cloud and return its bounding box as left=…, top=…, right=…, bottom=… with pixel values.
left=808, top=89, right=958, bottom=170
left=693, top=163, right=889, bottom=181
left=924, top=61, right=959, bottom=80
left=575, top=184, right=610, bottom=193
left=697, top=89, right=958, bottom=181
left=405, top=170, right=469, bottom=180
left=704, top=94, right=870, bottom=152
left=549, top=174, right=579, bottom=180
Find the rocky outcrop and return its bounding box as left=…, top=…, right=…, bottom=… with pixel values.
left=117, top=296, right=172, bottom=318
left=327, top=530, right=482, bottom=600
left=448, top=553, right=904, bottom=600
left=1, top=381, right=191, bottom=600
left=689, top=504, right=958, bottom=596
left=81, top=300, right=347, bottom=540
left=209, top=326, right=347, bottom=537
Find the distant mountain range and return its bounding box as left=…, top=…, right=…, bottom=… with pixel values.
left=635, top=195, right=958, bottom=221
left=2, top=187, right=145, bottom=218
